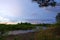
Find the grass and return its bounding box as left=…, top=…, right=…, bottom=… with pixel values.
left=0, top=23, right=60, bottom=40
left=1, top=27, right=60, bottom=40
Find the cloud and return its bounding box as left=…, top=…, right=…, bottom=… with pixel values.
left=45, top=6, right=60, bottom=13
left=0, top=16, right=10, bottom=22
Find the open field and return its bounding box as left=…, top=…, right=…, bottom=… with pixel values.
left=0, top=23, right=60, bottom=40
left=0, top=27, right=60, bottom=40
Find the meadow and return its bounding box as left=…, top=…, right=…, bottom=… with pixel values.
left=0, top=23, right=60, bottom=40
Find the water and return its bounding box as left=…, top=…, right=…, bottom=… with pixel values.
left=7, top=26, right=47, bottom=35
left=0, top=26, right=47, bottom=36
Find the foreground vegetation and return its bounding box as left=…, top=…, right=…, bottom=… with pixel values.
left=0, top=23, right=60, bottom=40
left=35, top=24, right=60, bottom=40
left=0, top=23, right=36, bottom=31
left=0, top=22, right=54, bottom=31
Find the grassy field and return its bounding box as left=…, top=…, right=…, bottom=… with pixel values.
left=2, top=28, right=60, bottom=40
left=1, top=27, right=60, bottom=40
left=0, top=23, right=60, bottom=40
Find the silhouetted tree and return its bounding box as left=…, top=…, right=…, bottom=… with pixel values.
left=53, top=13, right=60, bottom=36
left=32, top=0, right=56, bottom=7
left=56, top=13, right=60, bottom=24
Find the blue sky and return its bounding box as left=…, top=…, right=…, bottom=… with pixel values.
left=0, top=0, right=60, bottom=24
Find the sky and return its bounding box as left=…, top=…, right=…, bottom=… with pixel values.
left=0, top=0, right=60, bottom=24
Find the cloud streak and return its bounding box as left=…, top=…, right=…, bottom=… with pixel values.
left=0, top=16, right=10, bottom=22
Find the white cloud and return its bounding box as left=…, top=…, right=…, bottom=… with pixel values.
left=0, top=16, right=10, bottom=22
left=45, top=6, right=60, bottom=13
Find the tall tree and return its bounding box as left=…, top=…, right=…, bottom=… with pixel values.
left=56, top=13, right=60, bottom=24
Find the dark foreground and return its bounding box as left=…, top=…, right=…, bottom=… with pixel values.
left=1, top=27, right=60, bottom=40
left=0, top=23, right=60, bottom=40
left=1, top=32, right=36, bottom=40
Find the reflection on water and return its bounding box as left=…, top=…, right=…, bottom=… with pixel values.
left=7, top=26, right=47, bottom=35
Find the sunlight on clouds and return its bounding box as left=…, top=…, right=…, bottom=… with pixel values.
left=0, top=16, right=17, bottom=24
left=0, top=16, right=10, bottom=22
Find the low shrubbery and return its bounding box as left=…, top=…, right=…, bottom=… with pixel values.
left=0, top=23, right=36, bottom=31
left=0, top=23, right=60, bottom=40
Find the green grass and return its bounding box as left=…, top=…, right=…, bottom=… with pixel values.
left=0, top=23, right=60, bottom=40
left=1, top=26, right=60, bottom=40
